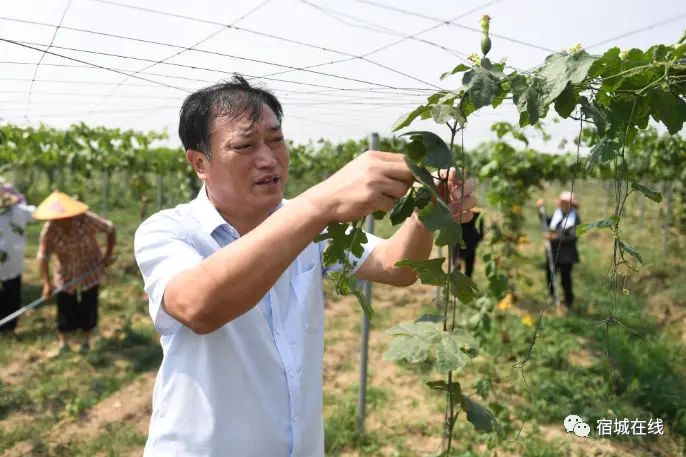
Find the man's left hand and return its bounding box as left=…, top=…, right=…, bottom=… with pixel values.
left=412, top=167, right=477, bottom=228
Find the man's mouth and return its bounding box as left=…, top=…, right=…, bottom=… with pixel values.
left=255, top=174, right=280, bottom=185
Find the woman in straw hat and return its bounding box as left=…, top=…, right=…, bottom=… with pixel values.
left=0, top=176, right=37, bottom=336
left=34, top=190, right=117, bottom=356
left=536, top=191, right=581, bottom=310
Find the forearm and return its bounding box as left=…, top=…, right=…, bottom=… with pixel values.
left=165, top=193, right=330, bottom=334
left=105, top=229, right=116, bottom=256
left=365, top=211, right=434, bottom=286
left=39, top=259, right=50, bottom=284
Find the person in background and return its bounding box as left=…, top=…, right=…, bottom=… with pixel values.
left=536, top=191, right=580, bottom=309
left=34, top=190, right=116, bottom=356
left=0, top=176, right=36, bottom=337
left=452, top=207, right=485, bottom=278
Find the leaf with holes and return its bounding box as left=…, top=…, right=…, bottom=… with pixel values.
left=577, top=215, right=620, bottom=236
left=631, top=182, right=662, bottom=203
left=462, top=67, right=500, bottom=110
left=382, top=322, right=478, bottom=372
left=435, top=328, right=479, bottom=372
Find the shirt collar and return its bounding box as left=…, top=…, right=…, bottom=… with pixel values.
left=192, top=183, right=286, bottom=238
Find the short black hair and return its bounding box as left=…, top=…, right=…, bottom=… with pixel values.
left=178, top=74, right=283, bottom=158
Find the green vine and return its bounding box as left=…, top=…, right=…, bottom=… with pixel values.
left=317, top=15, right=686, bottom=455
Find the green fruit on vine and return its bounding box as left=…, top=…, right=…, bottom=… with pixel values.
left=481, top=36, right=492, bottom=57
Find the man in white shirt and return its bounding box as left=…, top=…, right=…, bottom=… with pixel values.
left=0, top=178, right=37, bottom=335
left=134, top=74, right=476, bottom=457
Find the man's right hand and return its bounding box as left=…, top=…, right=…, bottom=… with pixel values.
left=41, top=283, right=53, bottom=300
left=303, top=150, right=415, bottom=223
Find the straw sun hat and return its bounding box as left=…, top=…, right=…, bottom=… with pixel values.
left=557, top=191, right=579, bottom=208
left=32, top=190, right=89, bottom=221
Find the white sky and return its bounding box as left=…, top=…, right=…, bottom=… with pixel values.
left=0, top=0, right=684, bottom=155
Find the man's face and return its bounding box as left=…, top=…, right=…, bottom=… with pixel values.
left=559, top=201, right=571, bottom=213
left=189, top=103, right=289, bottom=216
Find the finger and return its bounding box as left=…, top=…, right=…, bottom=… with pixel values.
left=367, top=150, right=406, bottom=163
left=380, top=161, right=415, bottom=186
left=453, top=210, right=474, bottom=223
left=375, top=194, right=398, bottom=213
left=375, top=177, right=412, bottom=200
left=451, top=181, right=475, bottom=201
left=448, top=194, right=477, bottom=213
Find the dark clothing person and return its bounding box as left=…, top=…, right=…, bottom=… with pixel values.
left=538, top=193, right=580, bottom=308
left=56, top=285, right=100, bottom=333
left=0, top=275, right=22, bottom=333
left=452, top=209, right=484, bottom=278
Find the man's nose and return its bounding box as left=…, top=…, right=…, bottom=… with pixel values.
left=254, top=141, right=278, bottom=167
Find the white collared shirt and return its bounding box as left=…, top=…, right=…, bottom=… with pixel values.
left=133, top=185, right=381, bottom=457
left=0, top=203, right=36, bottom=281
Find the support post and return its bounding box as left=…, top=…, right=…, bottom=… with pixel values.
left=357, top=132, right=378, bottom=436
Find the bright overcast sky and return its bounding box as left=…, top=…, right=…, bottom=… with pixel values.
left=0, top=0, right=684, bottom=154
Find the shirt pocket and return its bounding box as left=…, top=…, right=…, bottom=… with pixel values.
left=291, top=255, right=323, bottom=334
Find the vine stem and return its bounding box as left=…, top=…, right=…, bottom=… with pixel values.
left=443, top=118, right=460, bottom=455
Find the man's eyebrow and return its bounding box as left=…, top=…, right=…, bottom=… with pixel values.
left=236, top=124, right=281, bottom=138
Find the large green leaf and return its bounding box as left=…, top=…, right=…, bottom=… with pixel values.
left=462, top=396, right=501, bottom=434
left=510, top=75, right=546, bottom=125
left=395, top=258, right=446, bottom=286
left=401, top=131, right=453, bottom=169
left=393, top=105, right=430, bottom=132
left=440, top=63, right=470, bottom=80
left=553, top=83, right=578, bottom=119
left=649, top=89, right=686, bottom=134
left=538, top=50, right=595, bottom=105
left=449, top=269, right=480, bottom=304
left=462, top=67, right=500, bottom=110
left=382, top=322, right=478, bottom=372
left=577, top=215, right=620, bottom=236
left=431, top=104, right=466, bottom=128
left=418, top=202, right=462, bottom=247
left=585, top=138, right=620, bottom=172
left=631, top=182, right=662, bottom=203
left=435, top=328, right=478, bottom=372
left=405, top=159, right=440, bottom=199
left=414, top=187, right=433, bottom=209
left=390, top=192, right=416, bottom=226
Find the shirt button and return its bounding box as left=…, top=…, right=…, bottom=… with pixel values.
left=275, top=327, right=280, bottom=335
left=305, top=324, right=310, bottom=331
left=289, top=370, right=294, bottom=377
left=293, top=416, right=298, bottom=423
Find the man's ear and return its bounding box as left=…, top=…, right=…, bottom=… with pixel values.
left=186, top=149, right=209, bottom=180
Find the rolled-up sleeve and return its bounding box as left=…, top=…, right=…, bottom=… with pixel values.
left=134, top=213, right=205, bottom=335
left=318, top=226, right=383, bottom=278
